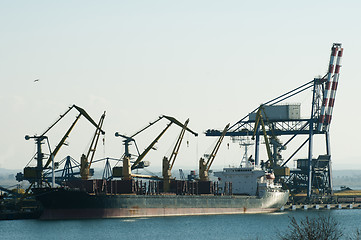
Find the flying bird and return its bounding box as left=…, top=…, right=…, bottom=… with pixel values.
left=34, top=79, right=39, bottom=82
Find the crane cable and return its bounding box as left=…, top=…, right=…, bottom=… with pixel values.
left=102, top=135, right=106, bottom=159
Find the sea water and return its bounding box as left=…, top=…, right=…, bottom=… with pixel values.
left=0, top=210, right=360, bottom=240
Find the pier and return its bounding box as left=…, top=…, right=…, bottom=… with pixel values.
left=282, top=203, right=360, bottom=211
left=281, top=189, right=361, bottom=211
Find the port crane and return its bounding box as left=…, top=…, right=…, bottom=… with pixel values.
left=206, top=43, right=343, bottom=200
left=20, top=104, right=105, bottom=188
left=22, top=112, right=108, bottom=184
left=115, top=115, right=198, bottom=180
left=162, top=119, right=190, bottom=192
left=199, top=123, right=229, bottom=181
left=80, top=111, right=106, bottom=180
left=251, top=105, right=289, bottom=176
left=252, top=106, right=273, bottom=168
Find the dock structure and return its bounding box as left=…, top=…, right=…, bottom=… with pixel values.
left=283, top=203, right=358, bottom=211
left=283, top=189, right=361, bottom=211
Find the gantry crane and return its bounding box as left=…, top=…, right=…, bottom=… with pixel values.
left=199, top=123, right=229, bottom=181
left=205, top=43, right=343, bottom=200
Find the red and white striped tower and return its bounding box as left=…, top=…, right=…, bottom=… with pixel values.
left=317, top=44, right=340, bottom=131
left=324, top=47, right=343, bottom=131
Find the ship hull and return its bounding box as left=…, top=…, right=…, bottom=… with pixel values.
left=34, top=188, right=289, bottom=219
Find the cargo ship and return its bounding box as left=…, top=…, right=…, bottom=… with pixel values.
left=33, top=167, right=289, bottom=219
left=19, top=106, right=288, bottom=219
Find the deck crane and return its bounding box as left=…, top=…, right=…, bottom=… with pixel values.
left=115, top=115, right=198, bottom=180
left=162, top=119, right=191, bottom=192
left=80, top=111, right=106, bottom=180
left=199, top=123, right=229, bottom=181
left=22, top=104, right=105, bottom=187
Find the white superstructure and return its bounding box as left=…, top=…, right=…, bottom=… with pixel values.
left=214, top=167, right=280, bottom=196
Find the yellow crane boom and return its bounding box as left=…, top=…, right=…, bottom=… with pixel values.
left=252, top=105, right=274, bottom=168
left=162, top=119, right=190, bottom=191
left=199, top=123, right=230, bottom=181
left=81, top=111, right=106, bottom=180
left=120, top=115, right=198, bottom=180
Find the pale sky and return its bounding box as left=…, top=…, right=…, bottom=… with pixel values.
left=1, top=0, right=360, bottom=172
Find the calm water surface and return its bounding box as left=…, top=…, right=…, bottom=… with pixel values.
left=1, top=210, right=360, bottom=240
